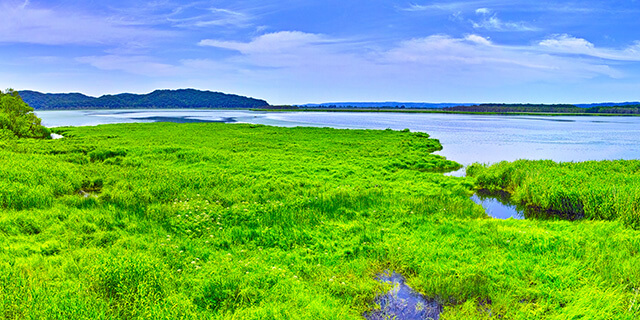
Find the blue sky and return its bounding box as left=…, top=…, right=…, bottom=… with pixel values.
left=2, top=0, right=640, bottom=104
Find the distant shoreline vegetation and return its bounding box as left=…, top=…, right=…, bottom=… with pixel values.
left=259, top=103, right=640, bottom=116
left=19, top=89, right=269, bottom=110
left=16, top=88, right=640, bottom=115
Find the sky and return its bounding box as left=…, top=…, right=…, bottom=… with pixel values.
left=2, top=0, right=640, bottom=105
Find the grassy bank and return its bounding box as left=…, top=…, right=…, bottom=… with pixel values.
left=467, top=160, right=640, bottom=229
left=1, top=123, right=639, bottom=319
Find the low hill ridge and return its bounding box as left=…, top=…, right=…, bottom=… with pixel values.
left=19, top=89, right=269, bottom=110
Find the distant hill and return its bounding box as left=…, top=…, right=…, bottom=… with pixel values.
left=300, top=102, right=475, bottom=109
left=18, top=89, right=269, bottom=110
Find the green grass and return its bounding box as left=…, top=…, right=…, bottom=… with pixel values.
left=467, top=160, right=640, bottom=228
left=0, top=122, right=639, bottom=319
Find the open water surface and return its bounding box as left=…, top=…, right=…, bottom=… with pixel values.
left=36, top=109, right=640, bottom=167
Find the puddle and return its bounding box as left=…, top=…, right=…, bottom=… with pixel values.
left=50, top=133, right=64, bottom=139
left=471, top=189, right=584, bottom=221
left=471, top=189, right=523, bottom=220
left=365, top=271, right=442, bottom=320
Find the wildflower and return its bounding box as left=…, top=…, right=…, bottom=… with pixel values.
left=177, top=269, right=182, bottom=272
left=191, top=261, right=196, bottom=264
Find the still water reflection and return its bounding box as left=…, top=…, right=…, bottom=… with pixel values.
left=470, top=190, right=523, bottom=220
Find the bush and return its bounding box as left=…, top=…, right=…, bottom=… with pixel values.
left=0, top=89, right=50, bottom=139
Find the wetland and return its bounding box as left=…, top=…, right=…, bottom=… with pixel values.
left=1, top=110, right=638, bottom=319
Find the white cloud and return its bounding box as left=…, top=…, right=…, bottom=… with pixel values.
left=402, top=1, right=597, bottom=14
left=465, top=34, right=492, bottom=46
left=200, top=31, right=329, bottom=54
left=537, top=34, right=640, bottom=61
left=472, top=8, right=538, bottom=31
left=0, top=1, right=172, bottom=45
left=198, top=31, right=634, bottom=84
left=167, top=6, right=252, bottom=28
left=539, top=34, right=594, bottom=52
left=402, top=1, right=493, bottom=12
left=76, top=55, right=180, bottom=76
left=382, top=34, right=620, bottom=78
left=198, top=31, right=355, bottom=69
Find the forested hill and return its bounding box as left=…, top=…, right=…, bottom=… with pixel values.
left=18, top=89, right=269, bottom=110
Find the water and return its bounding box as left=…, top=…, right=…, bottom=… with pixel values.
left=365, top=271, right=441, bottom=320
left=471, top=189, right=523, bottom=220
left=36, top=110, right=640, bottom=167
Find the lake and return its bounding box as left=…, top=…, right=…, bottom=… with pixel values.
left=36, top=109, right=640, bottom=168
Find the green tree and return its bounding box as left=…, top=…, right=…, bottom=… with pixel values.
left=0, top=88, right=50, bottom=139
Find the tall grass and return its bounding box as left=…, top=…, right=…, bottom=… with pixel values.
left=0, top=123, right=638, bottom=319
left=467, top=160, right=640, bottom=228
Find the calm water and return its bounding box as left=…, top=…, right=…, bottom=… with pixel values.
left=365, top=271, right=441, bottom=320
left=36, top=109, right=640, bottom=167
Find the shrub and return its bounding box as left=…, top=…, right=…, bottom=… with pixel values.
left=0, top=89, right=50, bottom=139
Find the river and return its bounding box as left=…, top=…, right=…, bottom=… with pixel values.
left=36, top=109, right=640, bottom=168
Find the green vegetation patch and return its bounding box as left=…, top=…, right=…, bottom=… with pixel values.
left=0, top=89, right=50, bottom=139
left=0, top=122, right=639, bottom=319
left=468, top=160, right=640, bottom=228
